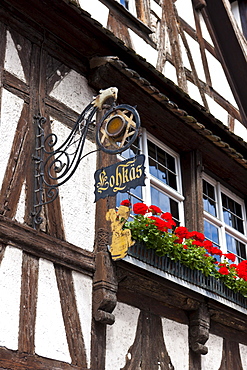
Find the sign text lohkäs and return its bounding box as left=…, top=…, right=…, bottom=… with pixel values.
left=94, top=155, right=145, bottom=201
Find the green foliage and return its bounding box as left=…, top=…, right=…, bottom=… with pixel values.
left=125, top=215, right=247, bottom=297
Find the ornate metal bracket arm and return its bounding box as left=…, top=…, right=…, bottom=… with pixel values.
left=31, top=87, right=140, bottom=228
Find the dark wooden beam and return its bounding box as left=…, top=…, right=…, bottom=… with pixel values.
left=0, top=347, right=84, bottom=370
left=0, top=216, right=95, bottom=274
left=204, top=0, right=247, bottom=127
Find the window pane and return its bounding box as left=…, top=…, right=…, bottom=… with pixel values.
left=221, top=193, right=244, bottom=233
left=151, top=186, right=179, bottom=222
left=226, top=234, right=246, bottom=262
left=204, top=220, right=219, bottom=246
left=120, top=138, right=140, bottom=159
left=119, top=0, right=129, bottom=9
left=148, top=140, right=177, bottom=190
left=203, top=180, right=216, bottom=216
left=116, top=186, right=142, bottom=208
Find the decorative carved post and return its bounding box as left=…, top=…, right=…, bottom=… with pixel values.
left=93, top=227, right=117, bottom=325
left=189, top=303, right=210, bottom=355
left=92, top=100, right=118, bottom=325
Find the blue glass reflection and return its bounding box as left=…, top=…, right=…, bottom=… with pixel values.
left=204, top=220, right=219, bottom=245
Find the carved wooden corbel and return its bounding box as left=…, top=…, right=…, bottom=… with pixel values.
left=189, top=303, right=210, bottom=354
left=93, top=228, right=118, bottom=325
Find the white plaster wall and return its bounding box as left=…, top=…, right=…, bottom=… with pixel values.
left=50, top=119, right=96, bottom=251
left=50, top=69, right=95, bottom=114
left=150, top=0, right=162, bottom=19
left=187, top=80, right=204, bottom=106
left=72, top=271, right=92, bottom=367
left=35, top=258, right=71, bottom=362
left=201, top=333, right=223, bottom=370
left=78, top=0, right=109, bottom=28
left=206, top=95, right=229, bottom=125
left=15, top=181, right=26, bottom=223
left=163, top=61, right=178, bottom=85
left=199, top=13, right=213, bottom=45
left=205, top=50, right=237, bottom=107
left=129, top=29, right=158, bottom=67
left=0, top=246, right=22, bottom=350
left=240, top=343, right=247, bottom=370
left=234, top=119, right=247, bottom=141
left=176, top=0, right=196, bottom=29
left=162, top=317, right=189, bottom=370
left=185, top=33, right=206, bottom=83
left=106, top=302, right=140, bottom=370
left=4, top=31, right=26, bottom=82
left=0, top=89, right=23, bottom=187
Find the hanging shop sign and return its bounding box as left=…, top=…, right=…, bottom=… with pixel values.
left=94, top=154, right=145, bottom=202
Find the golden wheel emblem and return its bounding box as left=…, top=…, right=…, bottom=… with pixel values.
left=96, top=104, right=140, bottom=154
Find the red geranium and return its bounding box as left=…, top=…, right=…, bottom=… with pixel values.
left=120, top=199, right=131, bottom=207
left=149, top=216, right=168, bottom=232
left=207, top=246, right=222, bottom=257
left=133, top=202, right=148, bottom=215
left=188, top=231, right=205, bottom=242
left=203, top=240, right=213, bottom=249
left=161, top=213, right=176, bottom=228
left=236, top=260, right=247, bottom=281
left=175, top=226, right=189, bottom=239
left=223, top=253, right=236, bottom=262
left=192, top=240, right=204, bottom=247
left=149, top=205, right=162, bottom=215
left=161, top=212, right=173, bottom=221
left=219, top=266, right=230, bottom=275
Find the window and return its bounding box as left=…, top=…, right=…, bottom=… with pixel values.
left=230, top=0, right=247, bottom=38
left=119, top=0, right=129, bottom=9
left=117, top=129, right=184, bottom=224
left=203, top=174, right=247, bottom=262
left=117, top=0, right=137, bottom=16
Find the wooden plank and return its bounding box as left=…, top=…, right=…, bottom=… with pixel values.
left=24, top=43, right=41, bottom=227
left=3, top=70, right=30, bottom=98
left=121, top=311, right=174, bottom=369
left=219, top=338, right=244, bottom=370
left=0, top=21, right=7, bottom=120
left=181, top=150, right=204, bottom=233
left=0, top=103, right=29, bottom=218
left=189, top=349, right=201, bottom=370
left=0, top=215, right=95, bottom=274
left=0, top=347, right=85, bottom=370
left=55, top=265, right=87, bottom=367
left=18, top=252, right=39, bottom=353
left=163, top=0, right=188, bottom=91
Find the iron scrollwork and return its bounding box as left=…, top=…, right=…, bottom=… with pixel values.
left=32, top=87, right=140, bottom=228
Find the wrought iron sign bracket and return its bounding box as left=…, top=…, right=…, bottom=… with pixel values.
left=32, top=87, right=141, bottom=228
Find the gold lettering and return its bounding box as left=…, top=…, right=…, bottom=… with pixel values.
left=129, top=165, right=136, bottom=181
left=109, top=175, right=115, bottom=187
left=97, top=170, right=109, bottom=193
left=115, top=165, right=123, bottom=186
left=122, top=167, right=129, bottom=183
left=135, top=164, right=143, bottom=178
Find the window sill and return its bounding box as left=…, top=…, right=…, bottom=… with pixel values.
left=126, top=242, right=247, bottom=313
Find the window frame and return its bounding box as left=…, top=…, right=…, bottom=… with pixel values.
left=117, top=128, right=184, bottom=225
left=203, top=173, right=247, bottom=261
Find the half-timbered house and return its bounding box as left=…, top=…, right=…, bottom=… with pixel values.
left=0, top=0, right=247, bottom=369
